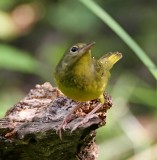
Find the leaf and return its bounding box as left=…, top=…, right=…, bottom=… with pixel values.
left=0, top=44, right=39, bottom=74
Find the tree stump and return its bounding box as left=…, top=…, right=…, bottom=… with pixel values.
left=0, top=82, right=112, bottom=160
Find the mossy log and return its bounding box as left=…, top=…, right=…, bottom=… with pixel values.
left=0, top=82, right=112, bottom=160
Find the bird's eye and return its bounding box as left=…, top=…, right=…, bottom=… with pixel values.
left=70, top=46, right=78, bottom=53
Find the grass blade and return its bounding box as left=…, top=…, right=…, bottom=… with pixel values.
left=79, top=0, right=157, bottom=80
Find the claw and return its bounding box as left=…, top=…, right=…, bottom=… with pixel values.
left=71, top=104, right=103, bottom=132
left=56, top=115, right=71, bottom=140
left=71, top=114, right=98, bottom=133
left=56, top=103, right=81, bottom=140
left=56, top=102, right=102, bottom=139
left=56, top=119, right=68, bottom=140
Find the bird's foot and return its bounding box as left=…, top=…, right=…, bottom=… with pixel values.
left=56, top=114, right=74, bottom=140
left=71, top=103, right=103, bottom=132
left=71, top=114, right=98, bottom=132
left=56, top=102, right=82, bottom=140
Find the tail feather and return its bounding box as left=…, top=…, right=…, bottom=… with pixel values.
left=99, top=52, right=122, bottom=70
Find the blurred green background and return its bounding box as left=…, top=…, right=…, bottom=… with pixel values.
left=0, top=0, right=156, bottom=159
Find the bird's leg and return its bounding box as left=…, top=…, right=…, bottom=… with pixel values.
left=56, top=102, right=82, bottom=140
left=71, top=103, right=103, bottom=132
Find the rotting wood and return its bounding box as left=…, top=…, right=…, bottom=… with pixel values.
left=0, top=82, right=112, bottom=160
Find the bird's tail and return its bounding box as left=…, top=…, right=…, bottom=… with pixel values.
left=100, top=52, right=122, bottom=70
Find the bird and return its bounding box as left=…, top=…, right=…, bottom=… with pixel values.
left=54, top=42, right=122, bottom=138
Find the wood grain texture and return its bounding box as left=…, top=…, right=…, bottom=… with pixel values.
left=0, top=82, right=112, bottom=160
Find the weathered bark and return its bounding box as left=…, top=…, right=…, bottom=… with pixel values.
left=0, top=82, right=112, bottom=160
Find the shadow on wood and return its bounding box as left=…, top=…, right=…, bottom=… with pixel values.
left=0, top=82, right=112, bottom=160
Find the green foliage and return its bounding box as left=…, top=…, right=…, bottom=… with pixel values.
left=0, top=0, right=15, bottom=10
left=0, top=0, right=156, bottom=159
left=0, top=44, right=39, bottom=73
left=131, top=86, right=157, bottom=108
left=47, top=1, right=99, bottom=34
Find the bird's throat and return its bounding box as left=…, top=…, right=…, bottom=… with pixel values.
left=73, top=52, right=93, bottom=76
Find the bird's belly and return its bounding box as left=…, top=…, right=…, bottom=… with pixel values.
left=57, top=82, right=104, bottom=101
left=55, top=70, right=108, bottom=101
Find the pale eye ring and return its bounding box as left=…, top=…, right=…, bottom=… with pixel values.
left=70, top=46, right=78, bottom=53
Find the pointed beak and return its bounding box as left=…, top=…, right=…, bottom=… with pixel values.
left=80, top=42, right=96, bottom=53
